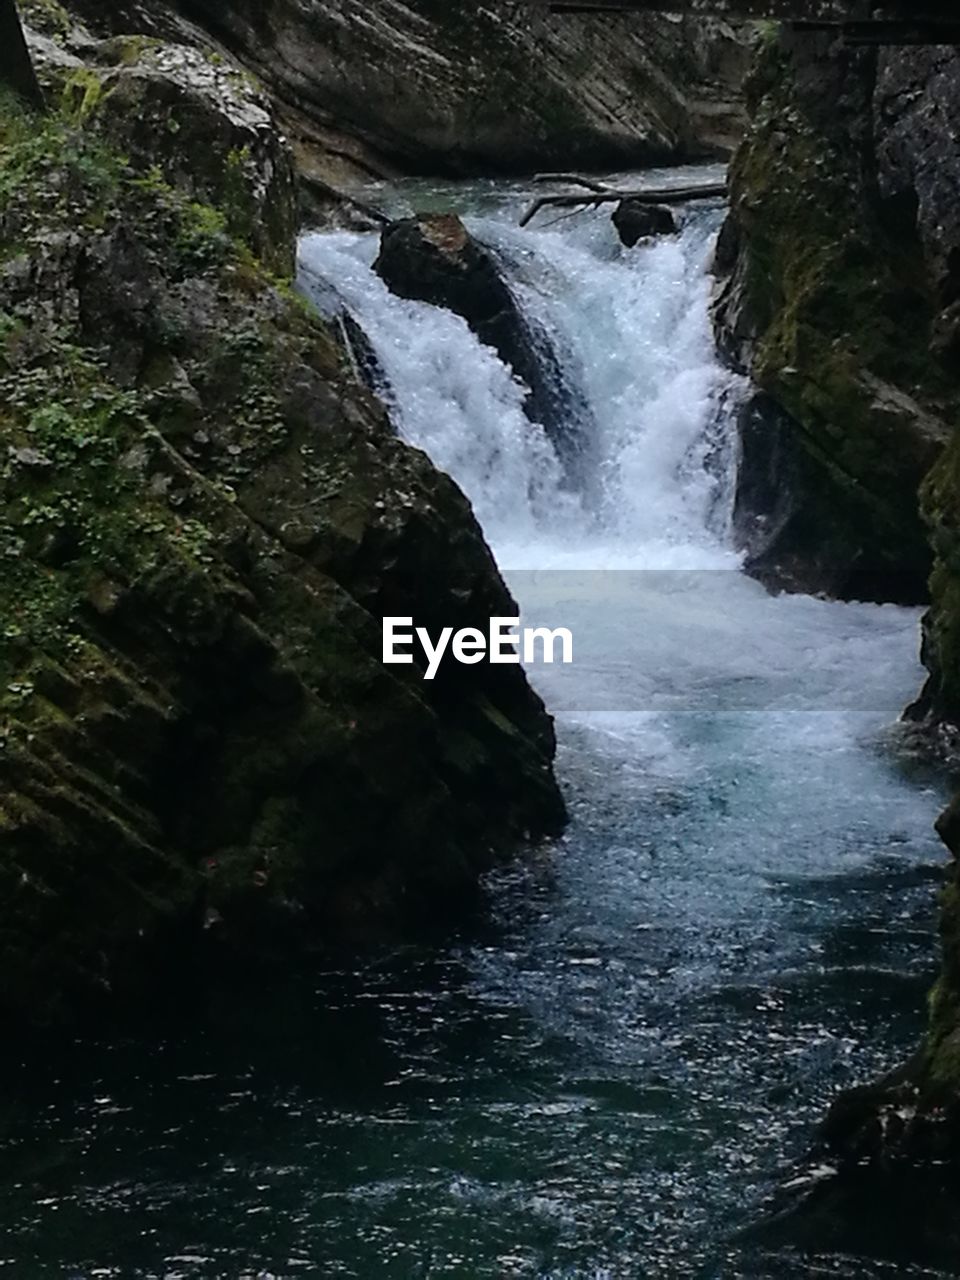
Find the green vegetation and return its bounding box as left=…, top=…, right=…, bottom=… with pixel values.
left=0, top=69, right=562, bottom=1024
left=17, top=0, right=71, bottom=41
left=0, top=90, right=290, bottom=721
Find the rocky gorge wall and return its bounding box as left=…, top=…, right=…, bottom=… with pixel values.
left=714, top=30, right=959, bottom=605
left=0, top=3, right=566, bottom=1026
left=54, top=0, right=753, bottom=189
left=715, top=25, right=960, bottom=1188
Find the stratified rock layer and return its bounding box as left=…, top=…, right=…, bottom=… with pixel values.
left=718, top=26, right=960, bottom=1202
left=61, top=0, right=753, bottom=182
left=714, top=31, right=956, bottom=604
left=0, top=22, right=565, bottom=1026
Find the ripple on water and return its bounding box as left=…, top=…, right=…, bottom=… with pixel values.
left=0, top=176, right=954, bottom=1277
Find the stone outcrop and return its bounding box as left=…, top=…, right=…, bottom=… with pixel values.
left=0, top=16, right=565, bottom=1026
left=21, top=0, right=298, bottom=274
left=57, top=0, right=753, bottom=184
left=714, top=30, right=956, bottom=604
left=375, top=213, right=585, bottom=478
left=718, top=25, right=960, bottom=1200
left=611, top=199, right=678, bottom=247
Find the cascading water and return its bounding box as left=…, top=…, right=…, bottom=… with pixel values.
left=0, top=174, right=950, bottom=1278
left=298, top=179, right=950, bottom=1274
left=299, top=187, right=739, bottom=570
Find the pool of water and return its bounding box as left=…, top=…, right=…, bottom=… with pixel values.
left=0, top=173, right=952, bottom=1278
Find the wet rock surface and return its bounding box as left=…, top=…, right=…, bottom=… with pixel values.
left=375, top=213, right=585, bottom=477
left=611, top=199, right=678, bottom=248
left=718, top=26, right=960, bottom=1199
left=714, top=31, right=958, bottom=605
left=0, top=23, right=565, bottom=1026
left=116, top=0, right=754, bottom=180
left=23, top=5, right=297, bottom=274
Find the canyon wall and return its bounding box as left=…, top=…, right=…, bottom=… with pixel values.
left=717, top=24, right=960, bottom=1187
left=53, top=0, right=753, bottom=185
left=0, top=4, right=565, bottom=1025
left=714, top=30, right=958, bottom=604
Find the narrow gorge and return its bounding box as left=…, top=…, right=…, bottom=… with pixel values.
left=2, top=2, right=960, bottom=1276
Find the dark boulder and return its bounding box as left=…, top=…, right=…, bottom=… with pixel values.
left=612, top=199, right=677, bottom=248
left=375, top=213, right=586, bottom=480
left=732, top=392, right=935, bottom=604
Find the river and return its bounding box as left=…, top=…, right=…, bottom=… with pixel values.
left=0, top=171, right=950, bottom=1277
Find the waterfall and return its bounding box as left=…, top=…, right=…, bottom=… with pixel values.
left=298, top=196, right=743, bottom=572
left=13, top=179, right=941, bottom=1280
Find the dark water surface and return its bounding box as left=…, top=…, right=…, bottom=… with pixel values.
left=0, top=580, right=950, bottom=1277
left=1, top=177, right=954, bottom=1277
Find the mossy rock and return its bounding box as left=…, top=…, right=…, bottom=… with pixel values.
left=724, top=32, right=960, bottom=1179
left=0, top=89, right=564, bottom=1025
left=714, top=32, right=959, bottom=603
left=24, top=16, right=297, bottom=275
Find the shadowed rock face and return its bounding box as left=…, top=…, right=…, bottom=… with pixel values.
left=375, top=213, right=586, bottom=479
left=612, top=200, right=678, bottom=247
left=875, top=48, right=960, bottom=365
left=62, top=0, right=754, bottom=182
left=713, top=30, right=956, bottom=606
left=715, top=25, right=960, bottom=1193
left=1, top=14, right=566, bottom=1027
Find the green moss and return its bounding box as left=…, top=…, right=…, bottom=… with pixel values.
left=174, top=200, right=234, bottom=271
left=754, top=19, right=781, bottom=46
left=0, top=108, right=126, bottom=231
left=0, top=112, right=287, bottom=703
left=0, top=58, right=563, bottom=1024
left=60, top=67, right=108, bottom=123
left=723, top=43, right=958, bottom=594
left=96, top=35, right=164, bottom=67
left=0, top=87, right=41, bottom=150
left=221, top=146, right=256, bottom=245
left=0, top=341, right=223, bottom=707
left=18, top=0, right=70, bottom=40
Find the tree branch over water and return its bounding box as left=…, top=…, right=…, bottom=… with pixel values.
left=519, top=180, right=728, bottom=228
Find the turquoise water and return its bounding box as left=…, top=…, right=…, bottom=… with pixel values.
left=0, top=175, right=952, bottom=1277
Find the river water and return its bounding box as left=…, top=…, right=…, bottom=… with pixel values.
left=0, top=172, right=951, bottom=1277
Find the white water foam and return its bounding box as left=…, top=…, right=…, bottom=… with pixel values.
left=299, top=205, right=743, bottom=571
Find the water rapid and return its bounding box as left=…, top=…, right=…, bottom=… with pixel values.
left=299, top=179, right=739, bottom=572
left=0, top=172, right=949, bottom=1278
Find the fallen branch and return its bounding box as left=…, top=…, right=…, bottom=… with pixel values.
left=532, top=173, right=613, bottom=193
left=519, top=180, right=728, bottom=228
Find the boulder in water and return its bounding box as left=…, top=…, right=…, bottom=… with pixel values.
left=375, top=215, right=511, bottom=353
left=374, top=213, right=585, bottom=479
left=612, top=200, right=678, bottom=247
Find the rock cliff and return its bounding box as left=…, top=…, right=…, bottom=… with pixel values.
left=0, top=8, right=565, bottom=1025
left=56, top=0, right=753, bottom=185
left=717, top=23, right=960, bottom=1207
left=714, top=31, right=957, bottom=604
